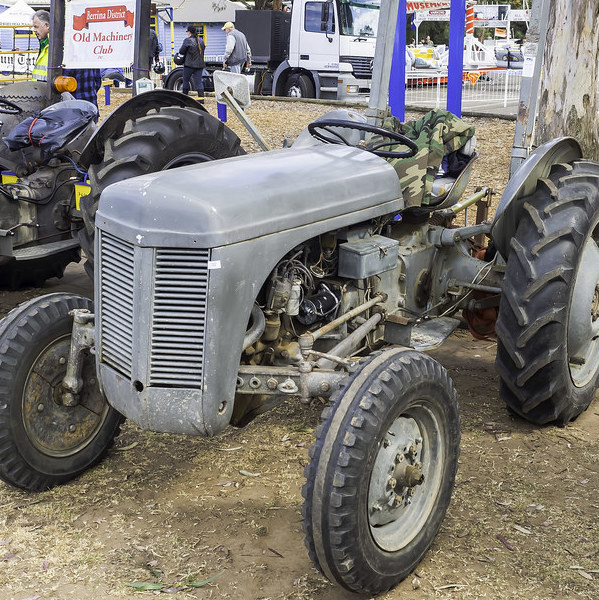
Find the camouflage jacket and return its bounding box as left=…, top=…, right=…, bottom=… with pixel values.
left=370, top=109, right=475, bottom=207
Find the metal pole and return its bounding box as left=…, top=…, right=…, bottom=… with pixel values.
left=132, top=0, right=151, bottom=95
left=366, top=0, right=399, bottom=126
left=389, top=1, right=407, bottom=122
left=48, top=0, right=65, bottom=102
left=509, top=0, right=550, bottom=176
left=447, top=0, right=466, bottom=117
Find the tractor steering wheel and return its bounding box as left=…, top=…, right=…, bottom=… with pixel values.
left=0, top=98, right=22, bottom=115
left=307, top=119, right=418, bottom=159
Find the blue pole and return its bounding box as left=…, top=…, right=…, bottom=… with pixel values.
left=447, top=0, right=466, bottom=117
left=389, top=1, right=407, bottom=122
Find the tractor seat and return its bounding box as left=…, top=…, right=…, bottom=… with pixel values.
left=4, top=99, right=98, bottom=154
left=429, top=136, right=478, bottom=207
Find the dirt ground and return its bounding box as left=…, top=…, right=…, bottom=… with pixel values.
left=0, top=94, right=597, bottom=600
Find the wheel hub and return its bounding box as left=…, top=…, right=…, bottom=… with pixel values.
left=22, top=336, right=109, bottom=457
left=567, top=235, right=599, bottom=386
left=592, top=283, right=599, bottom=322
left=368, top=418, right=423, bottom=527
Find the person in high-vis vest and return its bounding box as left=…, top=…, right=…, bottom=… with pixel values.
left=32, top=9, right=50, bottom=82
left=31, top=10, right=102, bottom=112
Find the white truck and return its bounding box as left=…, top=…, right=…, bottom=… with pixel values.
left=165, top=0, right=381, bottom=101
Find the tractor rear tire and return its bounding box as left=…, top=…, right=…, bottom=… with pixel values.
left=496, top=160, right=599, bottom=425
left=77, top=106, right=244, bottom=274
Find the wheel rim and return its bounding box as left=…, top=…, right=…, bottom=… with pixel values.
left=287, top=84, right=302, bottom=98
left=367, top=402, right=445, bottom=552
left=568, top=226, right=599, bottom=387
left=163, top=152, right=216, bottom=169
left=22, top=335, right=110, bottom=457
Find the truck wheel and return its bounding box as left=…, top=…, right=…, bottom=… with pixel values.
left=77, top=105, right=243, bottom=273
left=284, top=73, right=315, bottom=98
left=0, top=293, right=124, bottom=491
left=302, top=348, right=460, bottom=594
left=496, top=160, right=599, bottom=425
left=164, top=68, right=186, bottom=91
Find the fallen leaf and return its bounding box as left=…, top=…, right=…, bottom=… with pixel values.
left=126, top=582, right=165, bottom=591
left=118, top=442, right=139, bottom=451
left=496, top=534, right=514, bottom=551
left=435, top=584, right=467, bottom=590
left=239, top=470, right=261, bottom=477
left=576, top=570, right=593, bottom=581
left=281, top=434, right=290, bottom=442
left=513, top=524, right=532, bottom=535
left=187, top=572, right=222, bottom=587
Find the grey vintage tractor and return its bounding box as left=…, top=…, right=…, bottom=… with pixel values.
left=0, top=3, right=598, bottom=597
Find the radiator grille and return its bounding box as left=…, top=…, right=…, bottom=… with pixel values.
left=340, top=55, right=373, bottom=79
left=149, top=248, right=209, bottom=388
left=99, top=233, right=135, bottom=378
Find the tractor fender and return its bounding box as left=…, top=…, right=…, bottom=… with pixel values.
left=78, top=89, right=207, bottom=169
left=490, top=136, right=582, bottom=259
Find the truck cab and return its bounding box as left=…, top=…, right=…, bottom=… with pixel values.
left=232, top=0, right=379, bottom=101
left=285, top=0, right=378, bottom=100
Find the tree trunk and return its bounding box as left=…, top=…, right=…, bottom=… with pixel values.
left=536, top=1, right=599, bottom=158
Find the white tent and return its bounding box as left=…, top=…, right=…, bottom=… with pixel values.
left=0, top=0, right=35, bottom=25
left=0, top=1, right=36, bottom=74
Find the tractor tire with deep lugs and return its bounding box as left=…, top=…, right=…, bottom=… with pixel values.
left=302, top=348, right=460, bottom=594
left=0, top=293, right=124, bottom=491
left=77, top=105, right=244, bottom=273
left=496, top=160, right=599, bottom=425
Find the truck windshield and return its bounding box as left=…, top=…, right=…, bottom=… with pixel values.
left=339, top=0, right=380, bottom=38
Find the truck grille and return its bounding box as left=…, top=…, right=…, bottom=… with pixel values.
left=149, top=248, right=209, bottom=388
left=340, top=55, right=372, bottom=79
left=99, top=232, right=135, bottom=379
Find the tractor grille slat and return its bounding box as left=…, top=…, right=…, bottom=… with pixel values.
left=99, top=233, right=135, bottom=378
left=150, top=249, right=209, bottom=388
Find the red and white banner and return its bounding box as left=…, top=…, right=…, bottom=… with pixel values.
left=64, top=0, right=135, bottom=68
left=407, top=1, right=451, bottom=12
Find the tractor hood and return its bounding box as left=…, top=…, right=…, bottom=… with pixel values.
left=96, top=145, right=403, bottom=248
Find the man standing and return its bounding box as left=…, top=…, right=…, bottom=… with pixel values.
left=32, top=10, right=102, bottom=110
left=221, top=21, right=251, bottom=74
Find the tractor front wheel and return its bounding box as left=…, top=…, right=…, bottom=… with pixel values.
left=302, top=348, right=460, bottom=594
left=0, top=293, right=123, bottom=491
